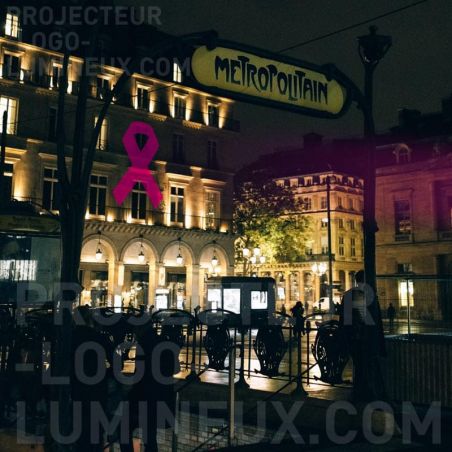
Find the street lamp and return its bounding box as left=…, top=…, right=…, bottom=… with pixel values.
left=311, top=262, right=327, bottom=305
left=357, top=26, right=391, bottom=294
left=311, top=262, right=327, bottom=276
left=241, top=245, right=265, bottom=276
left=176, top=237, right=184, bottom=266
left=138, top=234, right=145, bottom=263
left=211, top=240, right=219, bottom=268
left=95, top=230, right=103, bottom=261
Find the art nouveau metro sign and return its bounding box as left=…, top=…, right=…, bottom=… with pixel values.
left=191, top=42, right=351, bottom=118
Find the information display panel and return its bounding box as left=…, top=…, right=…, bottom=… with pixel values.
left=155, top=289, right=169, bottom=310
left=251, top=291, right=268, bottom=310
left=223, top=288, right=241, bottom=314
left=207, top=288, right=221, bottom=310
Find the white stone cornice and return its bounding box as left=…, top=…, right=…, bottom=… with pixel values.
left=84, top=219, right=236, bottom=241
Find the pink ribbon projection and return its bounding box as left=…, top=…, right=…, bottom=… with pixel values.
left=113, top=121, right=163, bottom=208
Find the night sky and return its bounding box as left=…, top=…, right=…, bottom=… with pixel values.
left=125, top=0, right=452, bottom=168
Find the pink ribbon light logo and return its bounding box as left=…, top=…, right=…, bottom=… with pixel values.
left=113, top=121, right=163, bottom=208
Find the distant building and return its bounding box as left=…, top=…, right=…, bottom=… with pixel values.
left=0, top=8, right=240, bottom=310
left=236, top=134, right=364, bottom=310
left=375, top=99, right=452, bottom=321
left=270, top=171, right=364, bottom=309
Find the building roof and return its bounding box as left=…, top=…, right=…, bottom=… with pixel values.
left=237, top=93, right=452, bottom=183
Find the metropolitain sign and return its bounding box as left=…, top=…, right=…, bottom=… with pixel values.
left=190, top=43, right=350, bottom=118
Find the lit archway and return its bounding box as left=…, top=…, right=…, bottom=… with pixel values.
left=80, top=234, right=118, bottom=306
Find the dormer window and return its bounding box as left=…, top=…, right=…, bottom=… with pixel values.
left=207, top=103, right=219, bottom=127
left=394, top=144, right=412, bottom=164
left=5, top=12, right=20, bottom=39
left=174, top=95, right=186, bottom=120
left=96, top=76, right=110, bottom=100
left=50, top=63, right=62, bottom=89
left=173, top=62, right=182, bottom=83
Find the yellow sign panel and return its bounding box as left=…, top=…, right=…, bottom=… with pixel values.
left=191, top=46, right=347, bottom=115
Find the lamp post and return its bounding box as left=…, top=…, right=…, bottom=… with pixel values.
left=326, top=176, right=334, bottom=312
left=356, top=25, right=391, bottom=398
left=241, top=245, right=265, bottom=276
left=357, top=26, right=391, bottom=303
left=311, top=262, right=327, bottom=307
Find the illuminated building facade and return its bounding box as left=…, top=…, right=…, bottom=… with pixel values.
left=375, top=103, right=452, bottom=320
left=265, top=171, right=364, bottom=309
left=0, top=10, right=239, bottom=309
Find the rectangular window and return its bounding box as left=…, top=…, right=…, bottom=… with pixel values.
left=0, top=96, right=18, bottom=134
left=338, top=237, right=345, bottom=256
left=321, top=196, right=327, bottom=209
left=137, top=86, right=150, bottom=110
left=48, top=107, right=57, bottom=141
left=338, top=218, right=344, bottom=229
left=170, top=186, right=184, bottom=224
left=350, top=238, right=356, bottom=257
left=348, top=198, right=354, bottom=210
left=207, top=140, right=218, bottom=169
left=96, top=77, right=110, bottom=99
left=3, top=163, right=13, bottom=200
left=337, top=196, right=343, bottom=208
left=303, top=197, right=312, bottom=210
left=5, top=13, right=20, bottom=38
left=349, top=219, right=355, bottom=230
left=208, top=104, right=219, bottom=127
left=95, top=117, right=108, bottom=150
left=398, top=280, right=414, bottom=307
left=173, top=62, right=182, bottom=83
left=321, top=235, right=328, bottom=254
left=394, top=200, right=411, bottom=234
left=131, top=182, right=147, bottom=220
left=89, top=175, right=107, bottom=216
left=50, top=63, right=61, bottom=89
left=397, top=263, right=413, bottom=274
left=172, top=134, right=184, bottom=163
left=205, top=191, right=219, bottom=230
left=42, top=168, right=60, bottom=211
left=174, top=96, right=186, bottom=119
left=2, top=53, right=20, bottom=79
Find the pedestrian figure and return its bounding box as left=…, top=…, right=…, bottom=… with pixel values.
left=387, top=303, right=396, bottom=330
left=304, top=301, right=309, bottom=315
left=71, top=305, right=113, bottom=452
left=339, top=270, right=385, bottom=401
left=280, top=303, right=287, bottom=315
left=121, top=324, right=180, bottom=452
left=291, top=301, right=305, bottom=333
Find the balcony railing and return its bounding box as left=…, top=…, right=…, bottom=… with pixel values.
left=438, top=230, right=452, bottom=240
left=85, top=205, right=233, bottom=233
left=395, top=233, right=412, bottom=242
left=0, top=68, right=240, bottom=131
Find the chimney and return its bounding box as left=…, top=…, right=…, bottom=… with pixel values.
left=398, top=109, right=421, bottom=129
left=303, top=132, right=323, bottom=148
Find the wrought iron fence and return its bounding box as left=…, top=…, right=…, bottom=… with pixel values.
left=0, top=305, right=353, bottom=450
left=376, top=275, right=452, bottom=335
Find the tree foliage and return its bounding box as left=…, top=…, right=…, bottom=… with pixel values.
left=234, top=177, right=312, bottom=269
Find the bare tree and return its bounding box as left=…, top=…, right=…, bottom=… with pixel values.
left=51, top=14, right=214, bottom=446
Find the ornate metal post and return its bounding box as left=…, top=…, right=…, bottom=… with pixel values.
left=357, top=25, right=391, bottom=398
left=235, top=325, right=250, bottom=388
